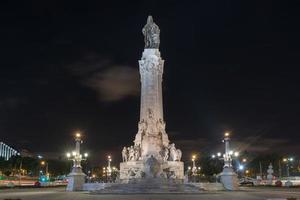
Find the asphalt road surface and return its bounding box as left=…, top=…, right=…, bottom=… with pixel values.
left=0, top=187, right=299, bottom=200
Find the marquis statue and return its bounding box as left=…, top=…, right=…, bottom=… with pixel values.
left=142, top=16, right=160, bottom=49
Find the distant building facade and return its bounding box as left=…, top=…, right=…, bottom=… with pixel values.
left=0, top=142, right=18, bottom=160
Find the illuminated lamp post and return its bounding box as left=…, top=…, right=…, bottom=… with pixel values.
left=66, top=132, right=88, bottom=191
left=219, top=132, right=239, bottom=191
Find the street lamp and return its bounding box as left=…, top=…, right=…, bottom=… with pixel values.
left=65, top=132, right=89, bottom=191
left=234, top=152, right=239, bottom=157
left=40, top=161, right=49, bottom=176
left=40, top=160, right=49, bottom=181
left=66, top=133, right=89, bottom=169
left=282, top=157, right=294, bottom=177
left=219, top=132, right=239, bottom=190
left=107, top=155, right=112, bottom=178
left=223, top=132, right=232, bottom=168
left=191, top=155, right=197, bottom=176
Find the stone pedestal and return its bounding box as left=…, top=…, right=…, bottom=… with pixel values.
left=120, top=160, right=184, bottom=183
left=66, top=167, right=86, bottom=191
left=220, top=167, right=239, bottom=191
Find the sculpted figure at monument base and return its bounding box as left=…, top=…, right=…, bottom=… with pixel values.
left=120, top=160, right=184, bottom=183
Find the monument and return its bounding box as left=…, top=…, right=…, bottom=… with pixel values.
left=120, top=16, right=184, bottom=182
left=267, top=163, right=274, bottom=185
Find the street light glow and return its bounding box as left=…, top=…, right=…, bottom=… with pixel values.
left=75, top=132, right=81, bottom=138
left=224, top=132, right=230, bottom=137
left=217, top=152, right=221, bottom=157
left=239, top=165, right=244, bottom=170
left=211, top=154, right=216, bottom=159
left=84, top=153, right=88, bottom=157
left=66, top=153, right=71, bottom=158
left=72, top=151, right=76, bottom=156
left=234, top=152, right=239, bottom=157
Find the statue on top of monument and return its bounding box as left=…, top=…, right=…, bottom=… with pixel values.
left=142, top=16, right=160, bottom=49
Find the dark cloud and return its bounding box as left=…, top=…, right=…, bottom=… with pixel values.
left=67, top=54, right=139, bottom=102
left=232, top=137, right=291, bottom=154
left=85, top=66, right=139, bottom=102
left=173, top=136, right=298, bottom=159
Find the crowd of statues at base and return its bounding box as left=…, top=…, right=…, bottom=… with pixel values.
left=122, top=143, right=182, bottom=162
left=126, top=167, right=177, bottom=179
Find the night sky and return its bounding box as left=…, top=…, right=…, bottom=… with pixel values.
left=1, top=1, right=300, bottom=164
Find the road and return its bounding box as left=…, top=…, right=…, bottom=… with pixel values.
left=0, top=187, right=299, bottom=200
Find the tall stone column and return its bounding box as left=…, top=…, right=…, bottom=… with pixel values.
left=135, top=48, right=169, bottom=159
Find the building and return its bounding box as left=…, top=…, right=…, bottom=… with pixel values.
left=0, top=141, right=18, bottom=160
